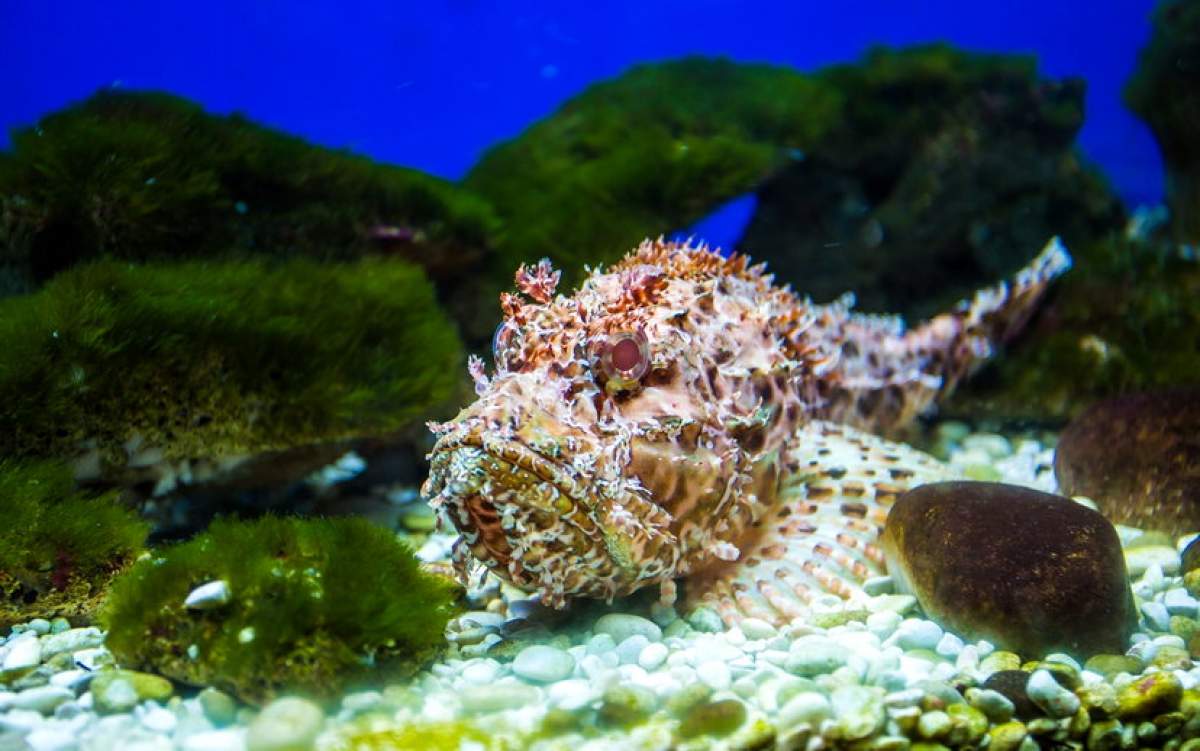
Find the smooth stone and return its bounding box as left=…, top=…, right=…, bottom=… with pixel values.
left=184, top=580, right=233, bottom=610
left=831, top=685, right=885, bottom=740
left=41, top=628, right=103, bottom=659
left=594, top=613, right=662, bottom=643
left=48, top=619, right=70, bottom=635
left=615, top=635, right=651, bottom=665
left=685, top=607, right=724, bottom=633
left=1055, top=387, right=1200, bottom=536
left=460, top=658, right=501, bottom=684
left=982, top=671, right=1038, bottom=720
left=786, top=636, right=849, bottom=676
left=696, top=660, right=731, bottom=691
left=26, top=727, right=79, bottom=751
left=1165, top=588, right=1200, bottom=617
left=246, top=696, right=324, bottom=751
left=778, top=691, right=833, bottom=729
left=198, top=688, right=237, bottom=727
left=1142, top=601, right=1172, bottom=632
left=26, top=620, right=51, bottom=636
left=1082, top=653, right=1143, bottom=679
left=1025, top=669, right=1080, bottom=718
left=1126, top=546, right=1182, bottom=578
left=638, top=642, right=669, bottom=671
left=460, top=683, right=539, bottom=712
left=881, top=482, right=1136, bottom=657
left=1115, top=670, right=1182, bottom=719
left=91, top=670, right=174, bottom=714
left=740, top=618, right=777, bottom=640
left=3, top=638, right=41, bottom=670
left=512, top=645, right=575, bottom=683
left=965, top=687, right=1015, bottom=722
left=548, top=679, right=593, bottom=711
left=894, top=619, right=944, bottom=651
left=598, top=684, right=658, bottom=726
left=140, top=703, right=179, bottom=733
left=180, top=729, right=247, bottom=751
left=10, top=685, right=73, bottom=714
left=676, top=698, right=747, bottom=739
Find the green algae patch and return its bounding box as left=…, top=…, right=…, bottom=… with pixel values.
left=0, top=90, right=498, bottom=289
left=465, top=56, right=841, bottom=284
left=0, top=460, right=148, bottom=629
left=330, top=720, right=505, bottom=751
left=101, top=515, right=462, bottom=704
left=0, top=257, right=462, bottom=478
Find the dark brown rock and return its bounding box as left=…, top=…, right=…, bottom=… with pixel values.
left=881, top=481, right=1136, bottom=660
left=981, top=671, right=1039, bottom=720
left=1055, top=387, right=1200, bottom=536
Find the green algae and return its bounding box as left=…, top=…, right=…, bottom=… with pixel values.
left=100, top=515, right=462, bottom=704
left=0, top=90, right=498, bottom=288
left=0, top=460, right=148, bottom=628
left=465, top=56, right=841, bottom=283
left=0, top=257, right=462, bottom=478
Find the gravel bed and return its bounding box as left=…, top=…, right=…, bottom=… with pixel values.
left=3, top=425, right=1199, bottom=750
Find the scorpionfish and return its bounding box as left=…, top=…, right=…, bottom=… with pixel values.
left=423, top=237, right=1070, bottom=625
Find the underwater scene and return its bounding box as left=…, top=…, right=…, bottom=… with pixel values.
left=0, top=0, right=1197, bottom=749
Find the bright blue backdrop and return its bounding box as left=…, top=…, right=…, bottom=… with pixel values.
left=1, top=0, right=1164, bottom=244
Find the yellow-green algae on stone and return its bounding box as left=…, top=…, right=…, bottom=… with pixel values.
left=881, top=481, right=1136, bottom=659
left=0, top=258, right=462, bottom=484
left=100, top=515, right=462, bottom=704
left=0, top=459, right=148, bottom=629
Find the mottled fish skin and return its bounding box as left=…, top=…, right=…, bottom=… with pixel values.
left=422, top=238, right=1070, bottom=623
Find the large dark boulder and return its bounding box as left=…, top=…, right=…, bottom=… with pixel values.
left=881, top=481, right=1136, bottom=659
left=1055, top=387, right=1200, bottom=535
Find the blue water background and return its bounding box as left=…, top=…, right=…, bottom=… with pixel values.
left=1, top=1, right=1162, bottom=248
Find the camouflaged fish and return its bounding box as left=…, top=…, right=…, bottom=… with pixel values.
left=422, top=238, right=1070, bottom=625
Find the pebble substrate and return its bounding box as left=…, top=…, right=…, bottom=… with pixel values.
left=2, top=424, right=1198, bottom=751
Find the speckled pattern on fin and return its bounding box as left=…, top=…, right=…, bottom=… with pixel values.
left=685, top=421, right=955, bottom=627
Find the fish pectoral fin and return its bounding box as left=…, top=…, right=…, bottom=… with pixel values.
left=686, top=421, right=956, bottom=628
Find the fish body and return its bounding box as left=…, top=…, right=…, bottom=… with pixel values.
left=423, top=238, right=1070, bottom=623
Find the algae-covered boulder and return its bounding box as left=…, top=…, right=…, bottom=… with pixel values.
left=101, top=515, right=461, bottom=704
left=881, top=481, right=1136, bottom=659
left=739, top=44, right=1123, bottom=323
left=0, top=89, right=501, bottom=342
left=0, top=460, right=148, bottom=629
left=465, top=56, right=841, bottom=283
left=1055, top=387, right=1200, bottom=536
left=1125, top=0, right=1200, bottom=243
left=0, top=257, right=463, bottom=492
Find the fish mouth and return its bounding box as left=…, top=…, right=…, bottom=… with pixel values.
left=423, top=425, right=608, bottom=600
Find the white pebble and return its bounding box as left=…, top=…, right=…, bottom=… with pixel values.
left=184, top=580, right=232, bottom=610
left=512, top=645, right=576, bottom=683
left=10, top=686, right=73, bottom=714
left=615, top=635, right=650, bottom=665
left=593, top=613, right=662, bottom=643
left=461, top=658, right=501, bottom=684
left=696, top=660, right=732, bottom=691
left=25, top=728, right=79, bottom=751
left=181, top=729, right=247, bottom=751
left=893, top=619, right=943, bottom=650
left=740, top=618, right=777, bottom=640
left=1164, top=588, right=1200, bottom=617
left=1026, top=669, right=1080, bottom=718
left=246, top=696, right=323, bottom=751
left=548, top=679, right=593, bottom=711
left=139, top=703, right=179, bottom=733
left=638, top=642, right=669, bottom=671
left=3, top=636, right=41, bottom=670
left=1142, top=601, right=1172, bottom=632
left=935, top=632, right=964, bottom=659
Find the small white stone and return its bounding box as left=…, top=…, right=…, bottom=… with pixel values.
left=246, top=696, right=324, bottom=751
left=24, top=728, right=78, bottom=751
left=740, top=618, right=777, bottom=640
left=594, top=613, right=662, bottom=643
left=512, top=645, right=575, bottom=683
left=935, top=632, right=964, bottom=659
left=1142, top=601, right=1172, bottom=632
left=180, top=729, right=247, bottom=751
left=184, top=580, right=232, bottom=610
left=778, top=691, right=832, bottom=730
left=696, top=660, right=731, bottom=691
left=1026, top=669, right=1080, bottom=718
left=42, top=628, right=104, bottom=660
left=1164, top=588, right=1200, bottom=617
left=615, top=635, right=650, bottom=665
left=139, top=703, right=179, bottom=733
left=638, top=642, right=669, bottom=671
left=866, top=610, right=902, bottom=639
left=3, top=636, right=41, bottom=670
left=548, top=679, right=593, bottom=711
left=10, top=685, right=73, bottom=714
left=461, top=658, right=501, bottom=684
left=893, top=619, right=943, bottom=650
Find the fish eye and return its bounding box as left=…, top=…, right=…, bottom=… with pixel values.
left=599, top=329, right=650, bottom=393
left=493, top=321, right=523, bottom=372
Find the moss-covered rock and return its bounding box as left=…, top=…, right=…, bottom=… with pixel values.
left=100, top=515, right=462, bottom=704
left=465, top=56, right=841, bottom=283
left=0, top=90, right=505, bottom=347
left=1125, top=0, right=1200, bottom=243
left=0, top=257, right=462, bottom=490
left=0, top=90, right=498, bottom=290
left=0, top=460, right=148, bottom=629
left=740, top=44, right=1123, bottom=322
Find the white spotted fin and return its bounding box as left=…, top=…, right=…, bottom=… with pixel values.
left=684, top=421, right=955, bottom=627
